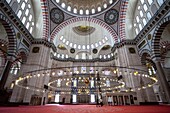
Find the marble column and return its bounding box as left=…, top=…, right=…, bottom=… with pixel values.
left=0, top=61, right=12, bottom=89
left=155, top=61, right=170, bottom=103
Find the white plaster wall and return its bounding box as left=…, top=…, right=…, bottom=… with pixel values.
left=10, top=45, right=53, bottom=103
left=115, top=45, right=156, bottom=102
left=31, top=0, right=43, bottom=38
left=125, top=0, right=137, bottom=40
left=0, top=23, right=8, bottom=41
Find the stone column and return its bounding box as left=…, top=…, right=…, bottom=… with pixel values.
left=123, top=95, right=125, bottom=105
left=145, top=87, right=157, bottom=102
left=0, top=60, right=13, bottom=89
left=155, top=61, right=170, bottom=103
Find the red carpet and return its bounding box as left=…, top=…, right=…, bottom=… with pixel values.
left=0, top=105, right=170, bottom=113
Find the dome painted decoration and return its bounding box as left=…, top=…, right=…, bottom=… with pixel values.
left=72, top=26, right=95, bottom=36
left=58, top=44, right=66, bottom=50
left=50, top=8, right=64, bottom=24
left=104, top=9, right=119, bottom=25
left=52, top=0, right=119, bottom=16
left=102, top=45, right=111, bottom=50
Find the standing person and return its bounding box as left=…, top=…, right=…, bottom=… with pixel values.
left=96, top=98, right=99, bottom=107
left=99, top=98, right=103, bottom=107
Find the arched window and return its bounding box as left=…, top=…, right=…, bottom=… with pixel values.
left=25, top=9, right=29, bottom=16
left=67, top=6, right=71, bottom=11
left=140, top=0, right=144, bottom=4
left=143, top=4, right=148, bottom=11
left=143, top=18, right=147, bottom=26
left=157, top=0, right=164, bottom=6
left=21, top=2, right=26, bottom=10
left=109, top=0, right=113, bottom=4
left=82, top=53, right=86, bottom=59
left=65, top=54, right=68, bottom=58
left=139, top=24, right=142, bottom=30
left=22, top=16, right=26, bottom=24
left=103, top=3, right=107, bottom=8
left=17, top=0, right=21, bottom=3
left=26, top=22, right=30, bottom=29
left=57, top=54, right=60, bottom=58
left=56, top=0, right=60, bottom=3
left=95, top=43, right=98, bottom=47
left=55, top=93, right=60, bottom=102
left=79, top=9, right=83, bottom=15
left=97, top=7, right=101, bottom=12
left=91, top=9, right=95, bottom=14
left=134, top=0, right=163, bottom=36
left=17, top=10, right=22, bottom=18
left=74, top=44, right=77, bottom=48
left=91, top=44, right=94, bottom=49
left=73, top=79, right=77, bottom=87
left=9, top=0, right=35, bottom=34
left=10, top=61, right=21, bottom=75
left=75, top=55, right=79, bottom=59
left=87, top=45, right=90, bottom=49
left=140, top=10, right=144, bottom=17
left=147, top=12, right=152, bottom=20
left=91, top=80, right=94, bottom=88
left=85, top=9, right=89, bottom=15
left=82, top=45, right=86, bottom=50
left=61, top=3, right=66, bottom=8
left=57, top=79, right=61, bottom=87
left=106, top=79, right=110, bottom=87
left=62, top=39, right=66, bottom=43
left=72, top=94, right=77, bottom=102
left=73, top=8, right=77, bottom=13
left=66, top=41, right=69, bottom=45
left=78, top=45, right=81, bottom=49
left=135, top=28, right=139, bottom=35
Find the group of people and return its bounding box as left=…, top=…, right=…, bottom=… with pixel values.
left=96, top=96, right=113, bottom=107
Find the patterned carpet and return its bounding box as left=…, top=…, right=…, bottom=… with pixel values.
left=0, top=105, right=170, bottom=113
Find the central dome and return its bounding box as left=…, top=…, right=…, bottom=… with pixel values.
left=52, top=0, right=119, bottom=16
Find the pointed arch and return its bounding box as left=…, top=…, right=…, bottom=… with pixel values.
left=140, top=49, right=152, bottom=65
left=16, top=48, right=29, bottom=64
left=151, top=16, right=170, bottom=60
left=0, top=14, right=16, bottom=59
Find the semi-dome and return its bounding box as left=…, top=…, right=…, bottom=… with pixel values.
left=52, top=0, right=119, bottom=16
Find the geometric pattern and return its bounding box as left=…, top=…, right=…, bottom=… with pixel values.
left=119, top=0, right=129, bottom=42
left=104, top=9, right=119, bottom=25
left=50, top=8, right=64, bottom=24
left=40, top=0, right=50, bottom=41
left=51, top=17, right=118, bottom=42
